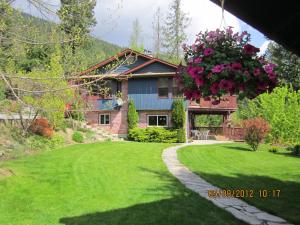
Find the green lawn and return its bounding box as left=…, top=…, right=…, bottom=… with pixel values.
left=178, top=143, right=300, bottom=224
left=0, top=141, right=246, bottom=225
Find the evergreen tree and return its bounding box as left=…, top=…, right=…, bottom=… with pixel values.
left=152, top=7, right=163, bottom=57
left=129, top=18, right=144, bottom=52
left=266, top=42, right=300, bottom=90
left=58, top=0, right=97, bottom=54
left=127, top=99, right=139, bottom=130
left=162, top=0, right=190, bottom=60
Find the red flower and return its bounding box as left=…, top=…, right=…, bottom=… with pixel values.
left=219, top=79, right=234, bottom=91
left=231, top=62, right=242, bottom=71
left=188, top=66, right=204, bottom=78
left=195, top=77, right=204, bottom=87
left=210, top=82, right=219, bottom=95
left=243, top=44, right=259, bottom=55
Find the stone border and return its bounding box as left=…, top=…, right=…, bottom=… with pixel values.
left=162, top=143, right=293, bottom=225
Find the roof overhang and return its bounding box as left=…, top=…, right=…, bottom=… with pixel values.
left=210, top=0, right=300, bottom=56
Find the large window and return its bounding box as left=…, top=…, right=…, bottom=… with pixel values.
left=147, top=115, right=168, bottom=127
left=172, top=78, right=182, bottom=98
left=158, top=78, right=169, bottom=98
left=99, top=114, right=110, bottom=125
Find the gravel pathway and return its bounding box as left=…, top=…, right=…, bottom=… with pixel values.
left=162, top=142, right=293, bottom=225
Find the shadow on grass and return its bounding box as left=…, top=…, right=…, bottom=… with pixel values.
left=194, top=172, right=300, bottom=225
left=59, top=168, right=246, bottom=225
left=222, top=145, right=252, bottom=151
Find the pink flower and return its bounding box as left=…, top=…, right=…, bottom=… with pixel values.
left=184, top=90, right=192, bottom=100
left=188, top=66, right=204, bottom=78
left=194, top=57, right=202, bottom=63
left=268, top=71, right=277, bottom=80
left=210, top=82, right=219, bottom=95
left=203, top=48, right=214, bottom=56
left=231, top=62, right=242, bottom=71
left=211, top=65, right=223, bottom=73
left=212, top=99, right=221, bottom=105
left=253, top=68, right=261, bottom=76
left=243, top=44, right=259, bottom=55
left=191, top=90, right=201, bottom=100
left=219, top=79, right=234, bottom=91
left=195, top=77, right=204, bottom=87
left=204, top=96, right=211, bottom=101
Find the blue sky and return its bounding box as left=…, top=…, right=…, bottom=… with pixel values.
left=13, top=0, right=269, bottom=53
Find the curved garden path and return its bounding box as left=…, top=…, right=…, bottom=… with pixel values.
left=162, top=141, right=293, bottom=225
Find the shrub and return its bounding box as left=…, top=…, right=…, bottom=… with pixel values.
left=27, top=133, right=65, bottom=151
left=127, top=99, right=139, bottom=130
left=72, top=131, right=84, bottom=143
left=171, top=99, right=185, bottom=129
left=128, top=127, right=178, bottom=143
left=242, top=117, right=270, bottom=151
left=177, top=128, right=186, bottom=143
left=269, top=146, right=279, bottom=153
left=29, top=118, right=53, bottom=138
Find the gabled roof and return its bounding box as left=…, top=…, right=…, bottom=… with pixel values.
left=80, top=48, right=178, bottom=76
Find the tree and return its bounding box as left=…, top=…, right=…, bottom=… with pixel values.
left=58, top=0, right=97, bottom=55
left=162, top=0, right=190, bottom=60
left=152, top=7, right=163, bottom=57
left=129, top=18, right=144, bottom=52
left=266, top=42, right=300, bottom=90
left=127, top=99, right=138, bottom=130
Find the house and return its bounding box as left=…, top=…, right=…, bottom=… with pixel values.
left=79, top=49, right=238, bottom=139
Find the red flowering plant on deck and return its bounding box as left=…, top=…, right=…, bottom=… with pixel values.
left=176, top=27, right=278, bottom=104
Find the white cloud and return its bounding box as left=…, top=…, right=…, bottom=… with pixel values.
left=259, top=40, right=271, bottom=55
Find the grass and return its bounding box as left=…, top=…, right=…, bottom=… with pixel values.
left=0, top=141, right=246, bottom=225
left=178, top=143, right=300, bottom=224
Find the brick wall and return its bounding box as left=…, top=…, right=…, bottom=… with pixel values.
left=85, top=80, right=128, bottom=135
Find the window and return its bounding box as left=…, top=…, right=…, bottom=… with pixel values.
left=172, top=78, right=182, bottom=98
left=99, top=114, right=110, bottom=125
left=158, top=78, right=169, bottom=98
left=147, top=115, right=168, bottom=127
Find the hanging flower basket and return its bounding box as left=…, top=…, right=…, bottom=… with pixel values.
left=176, top=27, right=278, bottom=104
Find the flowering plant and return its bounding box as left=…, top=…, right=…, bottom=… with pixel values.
left=176, top=27, right=278, bottom=104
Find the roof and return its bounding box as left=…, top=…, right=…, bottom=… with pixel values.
left=80, top=48, right=178, bottom=76
left=210, top=0, right=300, bottom=56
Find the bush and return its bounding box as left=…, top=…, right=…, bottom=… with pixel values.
left=242, top=117, right=270, bottom=151
left=27, top=133, right=65, bottom=151
left=29, top=118, right=53, bottom=137
left=287, top=144, right=300, bottom=156
left=269, top=146, right=279, bottom=153
left=177, top=128, right=186, bottom=143
left=72, top=131, right=84, bottom=143
left=171, top=99, right=185, bottom=129
left=127, top=99, right=139, bottom=130
left=128, top=127, right=179, bottom=143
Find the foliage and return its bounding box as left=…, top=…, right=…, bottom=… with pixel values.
left=127, top=99, right=139, bottom=130
left=163, top=0, right=190, bottom=60
left=242, top=117, right=270, bottom=151
left=287, top=144, right=300, bottom=156
left=237, top=86, right=300, bottom=145
left=29, top=118, right=53, bottom=138
left=177, top=128, right=186, bottom=143
left=129, top=18, right=144, bottom=52
left=128, top=127, right=179, bottom=143
left=266, top=42, right=300, bottom=90
left=195, top=115, right=223, bottom=127
left=58, top=0, right=96, bottom=54
left=171, top=99, right=185, bottom=128
left=177, top=27, right=278, bottom=103
left=27, top=133, right=65, bottom=151
left=72, top=131, right=84, bottom=143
